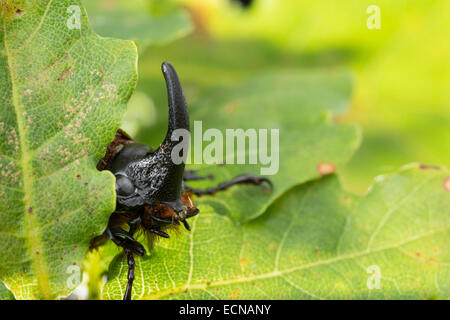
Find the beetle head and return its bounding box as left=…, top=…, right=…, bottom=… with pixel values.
left=116, top=62, right=196, bottom=220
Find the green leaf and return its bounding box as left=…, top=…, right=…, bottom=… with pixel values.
left=0, top=281, right=14, bottom=300
left=187, top=70, right=360, bottom=222
left=103, top=164, right=450, bottom=299
left=82, top=0, right=193, bottom=49
left=0, top=0, right=137, bottom=299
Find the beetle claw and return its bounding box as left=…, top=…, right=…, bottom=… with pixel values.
left=182, top=220, right=191, bottom=231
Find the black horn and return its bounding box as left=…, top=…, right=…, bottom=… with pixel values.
left=161, top=61, right=190, bottom=147
left=152, top=62, right=190, bottom=210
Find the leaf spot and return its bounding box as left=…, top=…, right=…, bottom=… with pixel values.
left=224, top=103, right=237, bottom=113
left=444, top=176, right=450, bottom=193
left=317, top=162, right=336, bottom=176
left=419, top=164, right=440, bottom=170
left=229, top=290, right=241, bottom=299
left=239, top=257, right=248, bottom=268
left=57, top=68, right=73, bottom=81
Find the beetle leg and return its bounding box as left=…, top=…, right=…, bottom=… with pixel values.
left=105, top=227, right=127, bottom=247
left=150, top=208, right=199, bottom=231
left=185, top=174, right=273, bottom=196
left=181, top=220, right=191, bottom=231
left=128, top=216, right=141, bottom=235
left=109, top=227, right=135, bottom=242
left=148, top=228, right=170, bottom=238
left=150, top=215, right=175, bottom=226
left=183, top=169, right=214, bottom=181
left=180, top=208, right=199, bottom=231
left=106, top=227, right=146, bottom=256
left=106, top=217, right=145, bottom=300
left=123, top=248, right=135, bottom=300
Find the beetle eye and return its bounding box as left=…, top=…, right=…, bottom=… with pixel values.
left=115, top=175, right=135, bottom=196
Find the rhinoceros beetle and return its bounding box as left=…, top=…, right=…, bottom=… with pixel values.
left=94, top=62, right=272, bottom=300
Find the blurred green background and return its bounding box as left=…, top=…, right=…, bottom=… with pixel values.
left=85, top=0, right=450, bottom=194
